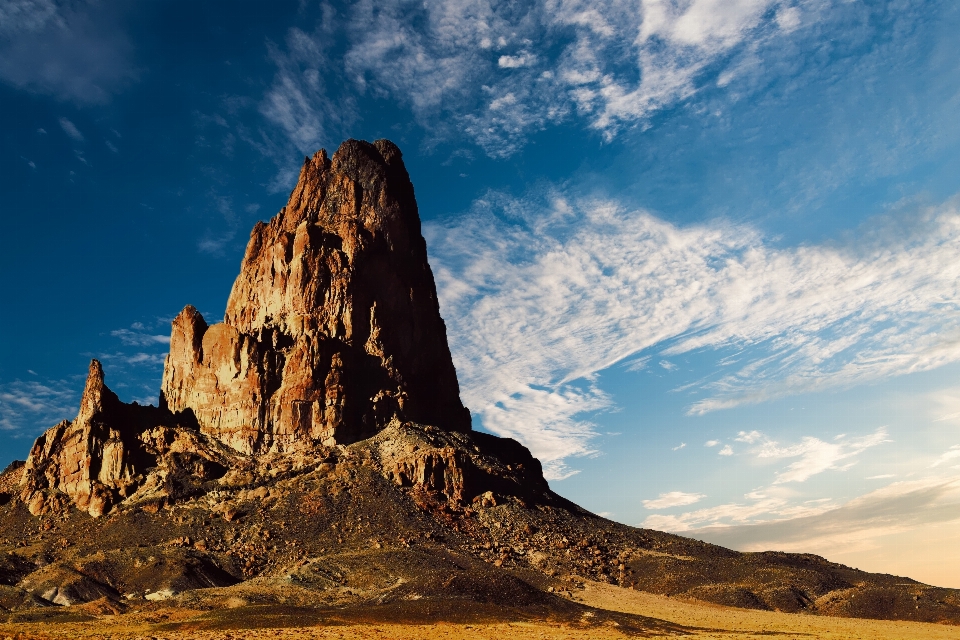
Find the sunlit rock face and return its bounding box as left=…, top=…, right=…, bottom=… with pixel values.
left=19, top=360, right=129, bottom=517
left=19, top=361, right=228, bottom=518
left=18, top=139, right=482, bottom=519
left=160, top=139, right=472, bottom=454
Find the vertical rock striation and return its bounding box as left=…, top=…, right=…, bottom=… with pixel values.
left=19, top=361, right=230, bottom=517
left=20, top=361, right=149, bottom=517
left=19, top=139, right=493, bottom=518
left=160, top=139, right=471, bottom=454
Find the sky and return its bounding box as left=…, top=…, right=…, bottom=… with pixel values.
left=2, top=0, right=960, bottom=588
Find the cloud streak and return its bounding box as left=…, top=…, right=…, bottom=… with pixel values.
left=428, top=192, right=960, bottom=474
left=109, top=328, right=170, bottom=347
left=643, top=491, right=705, bottom=510
left=748, top=428, right=890, bottom=483
left=687, top=475, right=960, bottom=556
left=59, top=117, right=83, bottom=141
left=263, top=0, right=811, bottom=157
left=0, top=378, right=78, bottom=434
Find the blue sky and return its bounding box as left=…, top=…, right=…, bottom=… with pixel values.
left=2, top=0, right=960, bottom=588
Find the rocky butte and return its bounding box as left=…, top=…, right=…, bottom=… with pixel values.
left=161, top=138, right=470, bottom=453
left=17, top=138, right=535, bottom=521
left=1, top=139, right=959, bottom=630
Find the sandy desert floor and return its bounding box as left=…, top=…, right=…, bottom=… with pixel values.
left=2, top=579, right=960, bottom=640
left=572, top=581, right=960, bottom=639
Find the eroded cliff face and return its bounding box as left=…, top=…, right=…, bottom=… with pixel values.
left=18, top=361, right=231, bottom=517
left=160, top=139, right=471, bottom=454
left=17, top=139, right=524, bottom=520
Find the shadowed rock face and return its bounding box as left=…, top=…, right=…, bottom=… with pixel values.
left=160, top=139, right=471, bottom=454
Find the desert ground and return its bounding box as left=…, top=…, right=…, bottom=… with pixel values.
left=2, top=578, right=958, bottom=640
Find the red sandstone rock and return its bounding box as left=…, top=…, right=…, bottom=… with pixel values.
left=18, top=139, right=531, bottom=519
left=19, top=361, right=230, bottom=517
left=160, top=139, right=471, bottom=453
left=19, top=361, right=137, bottom=517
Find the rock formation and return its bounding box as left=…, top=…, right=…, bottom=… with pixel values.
left=160, top=139, right=471, bottom=454
left=18, top=139, right=501, bottom=519
left=18, top=361, right=230, bottom=518
left=6, top=140, right=960, bottom=628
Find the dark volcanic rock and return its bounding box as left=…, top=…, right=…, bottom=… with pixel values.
left=160, top=139, right=471, bottom=454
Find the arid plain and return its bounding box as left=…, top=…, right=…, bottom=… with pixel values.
left=1, top=579, right=959, bottom=639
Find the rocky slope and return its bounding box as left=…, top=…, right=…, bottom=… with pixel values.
left=2, top=139, right=959, bottom=630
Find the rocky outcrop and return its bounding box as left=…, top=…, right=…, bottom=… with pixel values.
left=372, top=422, right=550, bottom=506
left=17, top=139, right=530, bottom=520
left=20, top=361, right=139, bottom=517
left=160, top=139, right=471, bottom=454
left=19, top=360, right=231, bottom=517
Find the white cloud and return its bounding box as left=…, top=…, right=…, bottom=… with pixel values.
left=428, top=191, right=960, bottom=474
left=259, top=22, right=355, bottom=158
left=704, top=440, right=720, bottom=447
left=641, top=428, right=890, bottom=531
left=643, top=491, right=706, bottom=510
left=866, top=474, right=895, bottom=479
left=94, top=351, right=166, bottom=369
left=0, top=377, right=78, bottom=433
left=196, top=195, right=244, bottom=256
left=263, top=0, right=809, bottom=157
left=498, top=51, right=537, bottom=69
left=110, top=327, right=170, bottom=347
left=749, top=428, right=889, bottom=483
left=672, top=442, right=686, bottom=450
left=931, top=445, right=960, bottom=468
left=775, top=6, right=802, bottom=32
left=59, top=117, right=83, bottom=141
left=198, top=235, right=233, bottom=255
left=642, top=485, right=832, bottom=532
left=687, top=475, right=960, bottom=554
left=735, top=430, right=763, bottom=443
left=623, top=355, right=650, bottom=372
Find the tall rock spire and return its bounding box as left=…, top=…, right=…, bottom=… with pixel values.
left=161, top=139, right=471, bottom=454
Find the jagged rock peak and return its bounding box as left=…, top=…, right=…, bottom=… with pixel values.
left=161, top=139, right=471, bottom=455
left=76, top=359, right=118, bottom=425
left=20, top=360, right=231, bottom=518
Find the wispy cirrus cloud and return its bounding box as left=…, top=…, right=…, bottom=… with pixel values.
left=0, top=377, right=78, bottom=434
left=428, top=191, right=960, bottom=475
left=638, top=427, right=887, bottom=531
left=260, top=13, right=355, bottom=163
left=110, top=322, right=170, bottom=347
left=743, top=428, right=890, bottom=483
left=642, top=485, right=833, bottom=532
left=263, top=0, right=817, bottom=157
left=0, top=0, right=137, bottom=104
left=930, top=445, right=960, bottom=469
left=687, top=475, right=960, bottom=561
left=643, top=491, right=705, bottom=510
left=58, top=116, right=83, bottom=141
